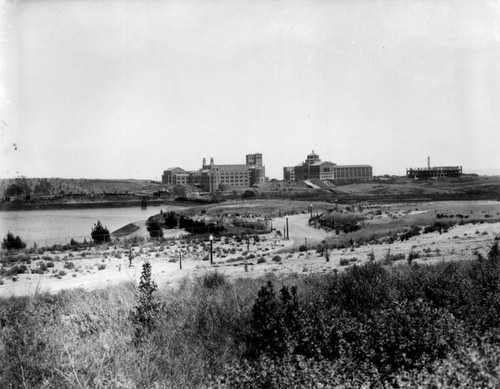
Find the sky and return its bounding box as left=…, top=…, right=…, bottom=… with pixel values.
left=1, top=0, right=500, bottom=180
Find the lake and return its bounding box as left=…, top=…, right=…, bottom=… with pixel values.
left=0, top=205, right=176, bottom=247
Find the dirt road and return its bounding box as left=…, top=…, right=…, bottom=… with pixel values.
left=273, top=214, right=331, bottom=247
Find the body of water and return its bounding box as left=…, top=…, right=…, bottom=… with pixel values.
left=0, top=205, right=173, bottom=247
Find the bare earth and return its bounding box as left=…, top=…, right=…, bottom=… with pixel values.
left=2, top=203, right=500, bottom=297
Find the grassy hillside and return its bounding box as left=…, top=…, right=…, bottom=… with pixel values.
left=0, top=178, right=164, bottom=197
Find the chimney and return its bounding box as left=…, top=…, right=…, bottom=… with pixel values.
left=427, top=156, right=430, bottom=169
left=203, top=157, right=206, bottom=167
left=210, top=157, right=214, bottom=166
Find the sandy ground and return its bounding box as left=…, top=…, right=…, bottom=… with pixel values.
left=2, top=212, right=500, bottom=297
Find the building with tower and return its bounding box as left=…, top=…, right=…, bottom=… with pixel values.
left=283, top=151, right=373, bottom=182
left=162, top=153, right=266, bottom=192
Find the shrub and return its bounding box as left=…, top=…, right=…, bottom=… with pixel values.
left=5, top=264, right=28, bottom=277
left=339, top=257, right=357, bottom=266
left=97, top=264, right=106, bottom=270
left=146, top=219, right=164, bottom=238
left=298, top=245, right=307, bottom=252
left=63, top=261, right=75, bottom=270
left=2, top=232, right=27, bottom=250
left=241, top=190, right=257, bottom=199
left=272, top=255, right=282, bottom=262
left=407, top=251, right=420, bottom=263
left=200, top=272, right=227, bottom=289
left=357, top=299, right=461, bottom=375
left=314, top=211, right=364, bottom=233
left=247, top=281, right=300, bottom=358
left=257, top=258, right=266, bottom=264
left=91, top=220, right=110, bottom=243
left=400, top=226, right=421, bottom=241
left=129, top=262, right=161, bottom=343
left=163, top=211, right=178, bottom=229
left=423, top=221, right=453, bottom=234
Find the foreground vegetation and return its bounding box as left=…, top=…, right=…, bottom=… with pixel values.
left=1, top=236, right=500, bottom=388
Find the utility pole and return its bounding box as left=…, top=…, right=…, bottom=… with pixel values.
left=286, top=217, right=289, bottom=239
left=209, top=234, right=214, bottom=265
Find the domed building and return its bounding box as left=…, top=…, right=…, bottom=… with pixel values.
left=283, top=151, right=373, bottom=182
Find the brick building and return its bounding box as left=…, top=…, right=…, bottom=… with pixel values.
left=284, top=151, right=373, bottom=182
left=162, top=153, right=266, bottom=192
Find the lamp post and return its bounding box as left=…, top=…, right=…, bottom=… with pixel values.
left=209, top=234, right=214, bottom=265
left=310, top=204, right=313, bottom=218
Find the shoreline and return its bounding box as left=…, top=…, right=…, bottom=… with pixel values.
left=0, top=199, right=207, bottom=212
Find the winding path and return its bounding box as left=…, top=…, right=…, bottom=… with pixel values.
left=273, top=214, right=332, bottom=247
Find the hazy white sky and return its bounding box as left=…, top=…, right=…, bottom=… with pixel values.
left=1, top=0, right=500, bottom=179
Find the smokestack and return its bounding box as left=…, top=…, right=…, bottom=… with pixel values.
left=203, top=157, right=206, bottom=167
left=427, top=156, right=430, bottom=169
left=210, top=157, right=214, bottom=166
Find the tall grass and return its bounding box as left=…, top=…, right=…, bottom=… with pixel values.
left=1, top=240, right=500, bottom=387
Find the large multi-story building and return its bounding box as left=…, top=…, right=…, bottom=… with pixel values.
left=162, top=153, right=266, bottom=192
left=406, top=157, right=462, bottom=179
left=284, top=151, right=373, bottom=182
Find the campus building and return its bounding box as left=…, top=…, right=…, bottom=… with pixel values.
left=162, top=153, right=266, bottom=192
left=283, top=151, right=373, bottom=182
left=406, top=157, right=462, bottom=179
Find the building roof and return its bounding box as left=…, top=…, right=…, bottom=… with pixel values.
left=212, top=164, right=249, bottom=169
left=335, top=164, right=372, bottom=168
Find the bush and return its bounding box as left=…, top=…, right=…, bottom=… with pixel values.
left=5, top=264, right=28, bottom=277
left=163, top=211, right=178, bottom=229
left=400, top=226, right=421, bottom=241
left=314, top=212, right=364, bottom=233
left=129, top=262, right=161, bottom=342
left=257, top=258, right=266, bottom=264
left=69, top=238, right=80, bottom=246
left=199, top=272, right=227, bottom=289
left=298, top=245, right=307, bottom=252
left=272, top=255, right=282, bottom=262
left=241, top=190, right=257, bottom=199
left=2, top=232, right=27, bottom=250
left=146, top=219, right=164, bottom=238
left=423, top=221, right=453, bottom=234
left=339, top=257, right=357, bottom=266
left=91, top=220, right=110, bottom=243
left=247, top=281, right=300, bottom=359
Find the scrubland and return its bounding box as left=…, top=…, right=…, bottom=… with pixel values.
left=2, top=199, right=500, bottom=387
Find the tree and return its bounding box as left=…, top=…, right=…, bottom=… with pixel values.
left=4, top=177, right=31, bottom=198
left=91, top=220, right=111, bottom=243
left=130, top=262, right=161, bottom=343
left=33, top=179, right=53, bottom=196
left=242, top=190, right=257, bottom=199
left=163, top=211, right=178, bottom=229
left=172, top=185, right=187, bottom=198
left=2, top=232, right=27, bottom=250
left=146, top=219, right=164, bottom=238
